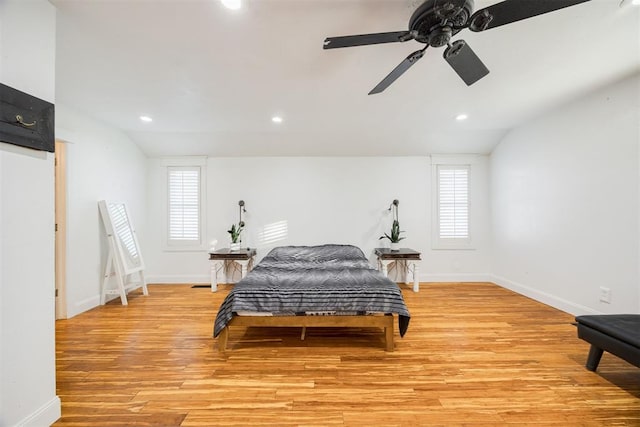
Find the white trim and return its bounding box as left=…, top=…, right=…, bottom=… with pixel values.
left=15, top=396, right=61, bottom=427
left=145, top=274, right=210, bottom=284
left=67, top=294, right=100, bottom=318
left=491, top=274, right=601, bottom=316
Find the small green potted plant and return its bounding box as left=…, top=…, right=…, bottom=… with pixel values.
left=380, top=199, right=404, bottom=251
left=228, top=221, right=244, bottom=251
left=380, top=219, right=404, bottom=251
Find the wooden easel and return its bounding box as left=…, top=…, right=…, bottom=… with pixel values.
left=99, top=201, right=148, bottom=305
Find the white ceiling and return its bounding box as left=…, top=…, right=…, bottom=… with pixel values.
left=52, top=0, right=640, bottom=157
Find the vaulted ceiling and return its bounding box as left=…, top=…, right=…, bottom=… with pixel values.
left=53, top=0, right=640, bottom=157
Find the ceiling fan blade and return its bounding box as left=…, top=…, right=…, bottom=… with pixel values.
left=369, top=48, right=427, bottom=95
left=443, top=40, right=489, bottom=86
left=468, top=0, right=592, bottom=32
left=323, top=31, right=413, bottom=49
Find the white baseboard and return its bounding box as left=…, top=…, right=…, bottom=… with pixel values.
left=67, top=294, right=100, bottom=318
left=145, top=274, right=209, bottom=284
left=421, top=273, right=494, bottom=283
left=490, top=274, right=600, bottom=316
left=16, top=396, right=61, bottom=427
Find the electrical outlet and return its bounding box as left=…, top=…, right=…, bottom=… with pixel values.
left=599, top=286, right=611, bottom=304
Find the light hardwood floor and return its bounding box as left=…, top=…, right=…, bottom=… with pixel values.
left=54, top=283, right=639, bottom=426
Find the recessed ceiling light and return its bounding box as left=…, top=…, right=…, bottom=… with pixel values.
left=272, top=116, right=283, bottom=123
left=633, top=0, right=640, bottom=5
left=221, top=0, right=241, bottom=10
left=455, top=114, right=468, bottom=121
left=140, top=115, right=153, bottom=122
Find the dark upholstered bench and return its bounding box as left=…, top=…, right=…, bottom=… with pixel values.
left=575, top=314, right=640, bottom=371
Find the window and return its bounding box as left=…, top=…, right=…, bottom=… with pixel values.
left=162, top=158, right=206, bottom=250
left=168, top=167, right=200, bottom=242
left=431, top=156, right=473, bottom=249
left=437, top=165, right=469, bottom=240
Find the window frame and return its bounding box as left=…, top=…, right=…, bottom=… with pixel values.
left=431, top=155, right=475, bottom=250
left=161, top=157, right=207, bottom=252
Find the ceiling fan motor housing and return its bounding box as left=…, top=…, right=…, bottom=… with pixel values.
left=428, top=27, right=453, bottom=47
left=409, top=0, right=474, bottom=47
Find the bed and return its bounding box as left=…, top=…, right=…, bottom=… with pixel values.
left=213, top=244, right=410, bottom=352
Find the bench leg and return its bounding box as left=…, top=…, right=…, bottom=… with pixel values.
left=586, top=345, right=604, bottom=371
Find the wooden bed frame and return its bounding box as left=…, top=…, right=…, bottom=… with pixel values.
left=217, top=315, right=395, bottom=353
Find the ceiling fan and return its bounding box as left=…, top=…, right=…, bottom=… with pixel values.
left=323, top=0, right=592, bottom=94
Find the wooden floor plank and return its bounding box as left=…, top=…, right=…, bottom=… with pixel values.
left=54, top=283, right=640, bottom=426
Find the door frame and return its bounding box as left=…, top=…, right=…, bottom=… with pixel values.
left=55, top=140, right=67, bottom=319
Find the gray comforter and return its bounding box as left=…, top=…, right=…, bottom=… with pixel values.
left=213, top=244, right=410, bottom=337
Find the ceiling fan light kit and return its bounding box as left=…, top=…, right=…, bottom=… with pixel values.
left=323, top=0, right=592, bottom=94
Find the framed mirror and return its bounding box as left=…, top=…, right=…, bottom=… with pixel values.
left=98, top=200, right=144, bottom=274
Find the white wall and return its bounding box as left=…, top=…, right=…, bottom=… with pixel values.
left=491, top=73, right=640, bottom=315
left=145, top=156, right=491, bottom=284
left=56, top=103, right=148, bottom=317
left=0, top=1, right=61, bottom=426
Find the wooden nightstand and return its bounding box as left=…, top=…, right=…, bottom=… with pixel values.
left=374, top=248, right=421, bottom=292
left=208, top=248, right=257, bottom=292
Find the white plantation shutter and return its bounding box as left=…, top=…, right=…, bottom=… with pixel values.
left=168, top=167, right=201, bottom=244
left=437, top=165, right=469, bottom=240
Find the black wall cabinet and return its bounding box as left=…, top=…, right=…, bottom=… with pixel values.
left=0, top=83, right=55, bottom=153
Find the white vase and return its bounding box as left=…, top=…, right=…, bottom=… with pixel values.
left=230, top=242, right=240, bottom=251
left=390, top=242, right=400, bottom=251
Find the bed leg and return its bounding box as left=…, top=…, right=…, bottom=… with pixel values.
left=385, top=326, right=394, bottom=352
left=218, top=327, right=229, bottom=353
left=301, top=326, right=307, bottom=340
